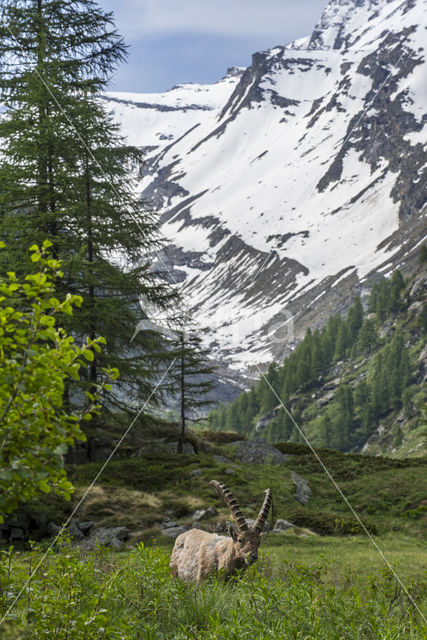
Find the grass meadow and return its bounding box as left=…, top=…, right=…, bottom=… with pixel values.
left=0, top=533, right=426, bottom=639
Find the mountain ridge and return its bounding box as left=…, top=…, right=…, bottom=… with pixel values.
left=104, top=0, right=426, bottom=398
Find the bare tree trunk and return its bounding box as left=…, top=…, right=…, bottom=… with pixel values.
left=177, top=332, right=185, bottom=453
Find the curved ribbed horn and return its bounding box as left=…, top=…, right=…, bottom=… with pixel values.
left=210, top=480, right=249, bottom=531
left=252, top=489, right=272, bottom=534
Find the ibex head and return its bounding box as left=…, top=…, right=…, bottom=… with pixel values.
left=210, top=480, right=272, bottom=567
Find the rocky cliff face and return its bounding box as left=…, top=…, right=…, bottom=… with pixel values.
left=105, top=0, right=426, bottom=398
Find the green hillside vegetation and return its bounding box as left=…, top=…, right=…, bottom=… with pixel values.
left=2, top=435, right=427, bottom=638
left=209, top=265, right=427, bottom=456
left=19, top=433, right=427, bottom=542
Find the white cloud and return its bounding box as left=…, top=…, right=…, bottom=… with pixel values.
left=103, top=0, right=325, bottom=41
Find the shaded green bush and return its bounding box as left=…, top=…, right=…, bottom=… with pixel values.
left=286, top=507, right=377, bottom=536
left=199, top=430, right=247, bottom=443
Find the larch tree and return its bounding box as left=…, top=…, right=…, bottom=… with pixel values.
left=0, top=0, right=174, bottom=426
left=168, top=329, right=215, bottom=453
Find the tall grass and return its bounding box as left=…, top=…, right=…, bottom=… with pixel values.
left=0, top=541, right=425, bottom=639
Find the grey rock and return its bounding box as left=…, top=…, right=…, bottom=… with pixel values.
left=255, top=405, right=281, bottom=433
left=10, top=528, right=25, bottom=540
left=47, top=522, right=61, bottom=536
left=165, top=442, right=196, bottom=455
left=81, top=526, right=130, bottom=551
left=190, top=468, right=203, bottom=477
left=162, top=525, right=188, bottom=539
left=409, top=274, right=426, bottom=299
left=323, top=378, right=341, bottom=391
left=214, top=454, right=233, bottom=463
left=224, top=467, right=236, bottom=475
left=316, top=397, right=329, bottom=408
left=234, top=439, right=287, bottom=465
left=77, top=521, right=95, bottom=534
left=291, top=471, right=312, bottom=505
left=191, top=507, right=217, bottom=522
left=408, top=300, right=423, bottom=314
left=245, top=518, right=270, bottom=531
left=273, top=519, right=295, bottom=532
left=161, top=519, right=180, bottom=529
left=30, top=511, right=48, bottom=531
left=68, top=522, right=85, bottom=541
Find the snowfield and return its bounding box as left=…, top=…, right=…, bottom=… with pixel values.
left=104, top=0, right=427, bottom=385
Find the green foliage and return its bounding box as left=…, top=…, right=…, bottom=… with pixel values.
left=210, top=269, right=424, bottom=454
left=0, top=0, right=174, bottom=418
left=285, top=506, right=377, bottom=536
left=418, top=244, right=427, bottom=265
left=0, top=243, right=117, bottom=521
left=199, top=430, right=247, bottom=444
left=0, top=541, right=425, bottom=638
left=166, top=330, right=216, bottom=453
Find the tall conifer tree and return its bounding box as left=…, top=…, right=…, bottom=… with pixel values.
left=0, top=0, right=173, bottom=417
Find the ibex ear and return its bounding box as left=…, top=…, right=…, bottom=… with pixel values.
left=259, top=532, right=268, bottom=542
left=227, top=523, right=238, bottom=541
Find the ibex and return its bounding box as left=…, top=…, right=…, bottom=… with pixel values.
left=170, top=480, right=272, bottom=581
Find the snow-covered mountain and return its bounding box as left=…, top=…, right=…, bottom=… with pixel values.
left=105, top=0, right=426, bottom=397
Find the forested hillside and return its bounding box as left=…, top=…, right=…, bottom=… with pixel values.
left=209, top=258, right=427, bottom=457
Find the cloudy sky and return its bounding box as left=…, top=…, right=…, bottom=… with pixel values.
left=98, top=0, right=328, bottom=93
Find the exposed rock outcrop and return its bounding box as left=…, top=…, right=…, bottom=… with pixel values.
left=234, top=439, right=288, bottom=465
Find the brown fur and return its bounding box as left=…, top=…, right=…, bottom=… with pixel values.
left=170, top=527, right=266, bottom=581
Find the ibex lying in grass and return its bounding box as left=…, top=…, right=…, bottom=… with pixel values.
left=170, top=480, right=272, bottom=581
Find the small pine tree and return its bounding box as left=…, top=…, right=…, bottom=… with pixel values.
left=334, top=321, right=350, bottom=361
left=418, top=244, right=427, bottom=265
left=347, top=296, right=364, bottom=341
left=358, top=318, right=377, bottom=353
left=389, top=271, right=405, bottom=314
left=168, top=330, right=215, bottom=453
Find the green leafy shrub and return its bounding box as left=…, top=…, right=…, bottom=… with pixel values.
left=0, top=242, right=117, bottom=521
left=199, top=430, right=247, bottom=443
left=285, top=507, right=378, bottom=536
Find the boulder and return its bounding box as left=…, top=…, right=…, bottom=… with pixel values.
left=213, top=454, right=233, bottom=463
left=68, top=522, right=85, bottom=541
left=47, top=522, right=61, bottom=536
left=78, top=521, right=95, bottom=534
left=81, top=526, right=130, bottom=551
left=273, top=519, right=295, bottom=532
left=291, top=471, right=312, bottom=505
left=191, top=507, right=217, bottom=522
left=161, top=519, right=179, bottom=529
left=10, top=528, right=25, bottom=540
left=245, top=518, right=270, bottom=531
left=409, top=273, right=426, bottom=299
left=234, top=439, right=287, bottom=464
left=162, top=525, right=188, bottom=539
left=323, top=378, right=341, bottom=391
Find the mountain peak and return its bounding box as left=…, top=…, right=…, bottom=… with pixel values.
left=105, top=0, right=426, bottom=397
